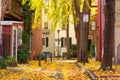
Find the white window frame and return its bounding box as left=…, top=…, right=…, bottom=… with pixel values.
left=12, top=26, right=17, bottom=60
left=18, top=26, right=22, bottom=46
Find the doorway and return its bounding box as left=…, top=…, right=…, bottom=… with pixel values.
left=12, top=28, right=17, bottom=60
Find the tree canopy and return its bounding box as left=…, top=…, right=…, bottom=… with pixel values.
left=21, top=0, right=91, bottom=29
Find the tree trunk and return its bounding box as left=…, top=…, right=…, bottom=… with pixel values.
left=78, top=0, right=90, bottom=63
left=82, top=0, right=91, bottom=63
left=100, top=0, right=115, bottom=70
left=67, top=13, right=71, bottom=59
left=73, top=0, right=81, bottom=62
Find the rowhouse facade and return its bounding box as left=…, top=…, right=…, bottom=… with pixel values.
left=0, top=0, right=24, bottom=60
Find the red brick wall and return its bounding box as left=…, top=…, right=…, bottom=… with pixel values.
left=30, top=27, right=42, bottom=60
left=2, top=25, right=12, bottom=56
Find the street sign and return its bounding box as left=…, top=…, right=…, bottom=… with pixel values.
left=83, top=14, right=89, bottom=22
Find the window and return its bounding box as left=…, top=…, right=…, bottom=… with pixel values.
left=42, top=38, right=45, bottom=46
left=17, top=28, right=22, bottom=46
left=42, top=37, right=49, bottom=47
left=44, top=22, right=48, bottom=29
left=90, top=21, right=96, bottom=30
left=62, top=24, right=66, bottom=30
left=44, top=8, right=48, bottom=14
left=44, top=0, right=49, bottom=4
left=61, top=37, right=72, bottom=47
left=91, top=0, right=98, bottom=7
left=61, top=37, right=66, bottom=47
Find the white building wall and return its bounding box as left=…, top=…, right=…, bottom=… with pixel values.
left=42, top=8, right=55, bottom=55
left=55, top=16, right=76, bottom=56
left=115, top=0, right=120, bottom=64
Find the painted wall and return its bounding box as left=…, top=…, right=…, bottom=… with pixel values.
left=115, top=0, right=120, bottom=64
left=55, top=15, right=76, bottom=56
left=31, top=27, right=42, bottom=59
left=1, top=21, right=23, bottom=60
left=97, top=0, right=105, bottom=61
left=42, top=8, right=55, bottom=56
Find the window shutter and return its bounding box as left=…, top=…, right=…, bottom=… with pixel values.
left=46, top=37, right=48, bottom=47
left=69, top=37, right=72, bottom=46
left=61, top=37, right=63, bottom=47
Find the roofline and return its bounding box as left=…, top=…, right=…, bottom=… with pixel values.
left=0, top=21, right=24, bottom=25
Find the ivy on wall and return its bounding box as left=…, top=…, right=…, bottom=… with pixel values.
left=18, top=0, right=33, bottom=49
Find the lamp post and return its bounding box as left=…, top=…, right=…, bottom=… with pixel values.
left=57, top=30, right=60, bottom=60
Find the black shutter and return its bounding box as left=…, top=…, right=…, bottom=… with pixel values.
left=69, top=37, right=72, bottom=46
left=61, top=37, right=63, bottom=47
left=46, top=37, right=48, bottom=47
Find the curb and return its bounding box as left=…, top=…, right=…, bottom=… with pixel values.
left=75, top=63, right=96, bottom=80
left=85, top=70, right=96, bottom=80
left=75, top=63, right=82, bottom=71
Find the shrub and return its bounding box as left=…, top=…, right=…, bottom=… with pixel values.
left=17, top=49, right=29, bottom=63
left=0, top=58, right=8, bottom=69
left=7, top=56, right=17, bottom=67
left=70, top=44, right=77, bottom=57
left=7, top=56, right=15, bottom=62
left=63, top=52, right=67, bottom=57
left=90, top=43, right=95, bottom=58
left=70, top=44, right=77, bottom=50
left=41, top=54, right=45, bottom=60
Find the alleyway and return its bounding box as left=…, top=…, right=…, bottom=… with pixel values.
left=0, top=60, right=90, bottom=80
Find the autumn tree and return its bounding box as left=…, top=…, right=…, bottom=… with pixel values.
left=21, top=0, right=91, bottom=62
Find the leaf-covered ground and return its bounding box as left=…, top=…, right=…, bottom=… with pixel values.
left=1, top=59, right=120, bottom=80
left=0, top=60, right=90, bottom=80
left=78, top=59, right=120, bottom=80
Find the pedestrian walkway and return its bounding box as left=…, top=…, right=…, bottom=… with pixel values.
left=0, top=60, right=90, bottom=80
left=56, top=60, right=77, bottom=62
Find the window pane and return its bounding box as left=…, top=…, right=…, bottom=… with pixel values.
left=91, top=21, right=96, bottom=30
left=44, top=22, right=48, bottom=29
left=62, top=24, right=66, bottom=30
left=42, top=38, right=45, bottom=46
left=63, top=38, right=67, bottom=47
left=44, top=8, right=48, bottom=14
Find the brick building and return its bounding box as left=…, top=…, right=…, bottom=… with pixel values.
left=0, top=0, right=24, bottom=60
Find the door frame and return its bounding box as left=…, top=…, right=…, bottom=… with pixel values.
left=12, top=26, right=17, bottom=60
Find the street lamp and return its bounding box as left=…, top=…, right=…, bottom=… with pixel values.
left=57, top=30, right=60, bottom=60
